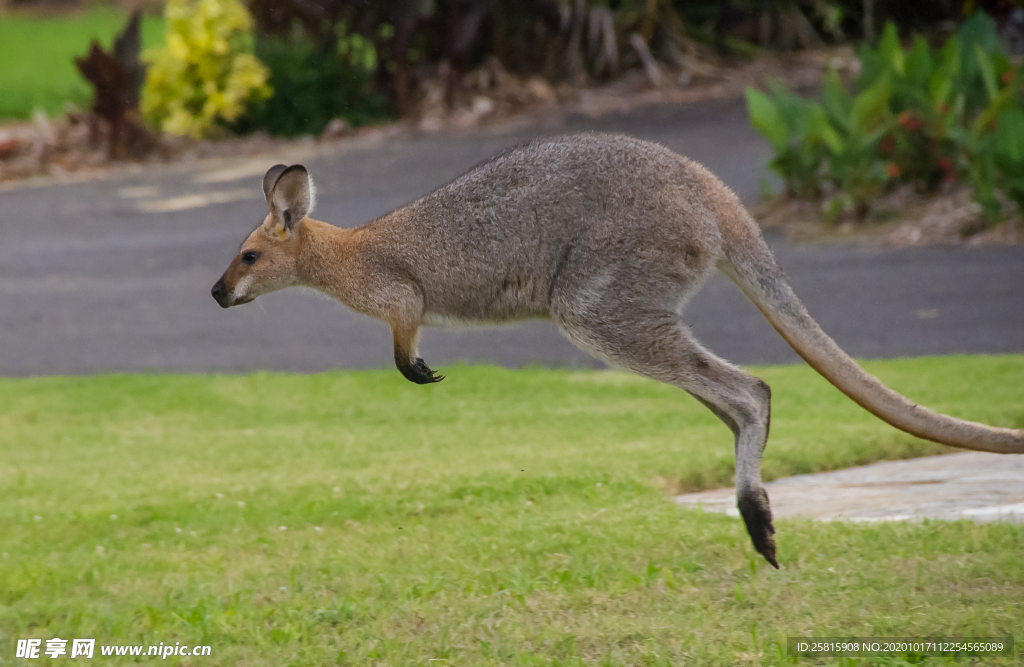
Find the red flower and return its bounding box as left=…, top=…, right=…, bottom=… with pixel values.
left=880, top=135, right=896, bottom=153
left=1002, top=70, right=1015, bottom=85
left=898, top=112, right=922, bottom=132
left=887, top=163, right=901, bottom=179
left=938, top=157, right=952, bottom=172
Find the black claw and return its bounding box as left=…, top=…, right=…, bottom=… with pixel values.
left=400, top=357, right=445, bottom=384
left=738, top=487, right=779, bottom=568
left=414, top=357, right=444, bottom=383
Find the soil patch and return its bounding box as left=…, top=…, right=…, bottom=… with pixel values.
left=755, top=186, right=1024, bottom=247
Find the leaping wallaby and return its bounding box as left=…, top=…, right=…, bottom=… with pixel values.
left=211, top=133, right=1024, bottom=567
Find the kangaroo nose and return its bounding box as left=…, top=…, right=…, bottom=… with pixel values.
left=211, top=279, right=227, bottom=306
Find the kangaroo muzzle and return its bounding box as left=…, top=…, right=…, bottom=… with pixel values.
left=210, top=277, right=231, bottom=308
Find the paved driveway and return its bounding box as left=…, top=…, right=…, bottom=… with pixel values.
left=0, top=99, right=1022, bottom=376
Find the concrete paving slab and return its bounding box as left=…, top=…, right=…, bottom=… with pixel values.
left=675, top=452, right=1024, bottom=523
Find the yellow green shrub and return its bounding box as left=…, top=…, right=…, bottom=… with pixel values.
left=141, top=0, right=271, bottom=138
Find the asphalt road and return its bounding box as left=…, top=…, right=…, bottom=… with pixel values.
left=1, top=99, right=1022, bottom=377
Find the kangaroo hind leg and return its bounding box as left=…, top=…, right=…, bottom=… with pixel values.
left=555, top=307, right=778, bottom=567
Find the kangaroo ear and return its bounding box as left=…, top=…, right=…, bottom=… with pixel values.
left=262, top=164, right=288, bottom=203
left=269, top=165, right=314, bottom=232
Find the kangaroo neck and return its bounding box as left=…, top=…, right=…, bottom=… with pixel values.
left=297, top=218, right=363, bottom=303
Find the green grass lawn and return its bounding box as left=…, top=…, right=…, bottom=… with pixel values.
left=0, top=8, right=164, bottom=120
left=2, top=355, right=1022, bottom=665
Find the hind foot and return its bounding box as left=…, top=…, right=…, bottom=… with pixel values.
left=738, top=486, right=778, bottom=568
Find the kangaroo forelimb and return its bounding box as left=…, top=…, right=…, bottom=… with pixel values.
left=392, top=324, right=444, bottom=385
left=399, top=356, right=445, bottom=384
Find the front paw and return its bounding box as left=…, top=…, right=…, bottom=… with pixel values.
left=402, top=357, right=445, bottom=384
left=413, top=357, right=444, bottom=383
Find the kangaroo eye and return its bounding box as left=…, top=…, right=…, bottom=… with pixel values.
left=241, top=250, right=259, bottom=265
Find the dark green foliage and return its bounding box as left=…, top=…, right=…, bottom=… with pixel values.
left=746, top=12, right=1024, bottom=224
left=237, top=34, right=391, bottom=137
left=229, top=1, right=1018, bottom=138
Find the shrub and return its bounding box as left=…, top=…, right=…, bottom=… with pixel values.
left=236, top=27, right=391, bottom=138
left=141, top=0, right=271, bottom=138
left=746, top=12, right=1024, bottom=224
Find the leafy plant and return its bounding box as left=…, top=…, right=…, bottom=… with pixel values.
left=747, top=83, right=831, bottom=199
left=141, top=0, right=271, bottom=138
left=747, top=12, right=1024, bottom=225
left=745, top=70, right=892, bottom=213
left=235, top=25, right=391, bottom=137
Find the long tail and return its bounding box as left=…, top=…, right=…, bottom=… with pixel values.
left=717, top=210, right=1024, bottom=454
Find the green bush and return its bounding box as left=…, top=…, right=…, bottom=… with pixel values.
left=236, top=27, right=391, bottom=138
left=747, top=12, right=1024, bottom=224
left=141, top=0, right=271, bottom=138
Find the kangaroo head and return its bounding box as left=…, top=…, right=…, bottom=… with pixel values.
left=211, top=164, right=314, bottom=308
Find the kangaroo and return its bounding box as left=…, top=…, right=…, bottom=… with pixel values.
left=211, top=133, right=1024, bottom=567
